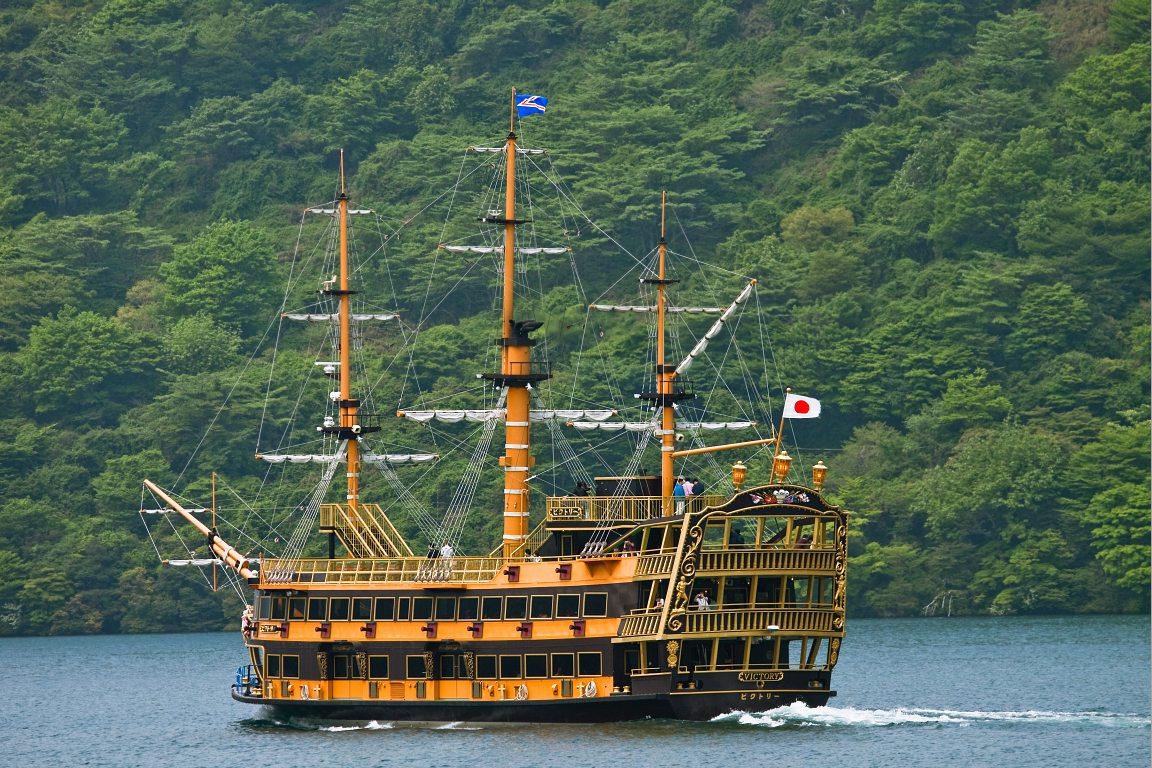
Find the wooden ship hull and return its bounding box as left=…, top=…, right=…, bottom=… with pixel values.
left=219, top=484, right=846, bottom=723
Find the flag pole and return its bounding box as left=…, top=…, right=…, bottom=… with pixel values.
left=768, top=387, right=790, bottom=483
left=510, top=86, right=516, bottom=133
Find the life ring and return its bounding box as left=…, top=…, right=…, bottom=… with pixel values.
left=583, top=680, right=597, bottom=698
left=300, top=684, right=310, bottom=700
left=515, top=683, right=529, bottom=701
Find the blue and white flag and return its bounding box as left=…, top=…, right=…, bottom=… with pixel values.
left=516, top=94, right=548, bottom=117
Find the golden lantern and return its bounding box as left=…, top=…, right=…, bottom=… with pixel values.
left=731, top=461, right=748, bottom=490
left=812, top=460, right=828, bottom=491
left=772, top=451, right=792, bottom=483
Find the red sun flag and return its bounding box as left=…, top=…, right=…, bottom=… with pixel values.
left=783, top=393, right=821, bottom=419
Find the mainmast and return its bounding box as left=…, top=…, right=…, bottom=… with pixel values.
left=317, top=151, right=377, bottom=512
left=481, top=91, right=550, bottom=559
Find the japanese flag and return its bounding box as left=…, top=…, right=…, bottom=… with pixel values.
left=783, top=393, right=821, bottom=419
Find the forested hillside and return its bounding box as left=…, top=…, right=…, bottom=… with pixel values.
left=0, top=0, right=1147, bottom=635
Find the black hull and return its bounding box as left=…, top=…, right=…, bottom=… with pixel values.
left=231, top=688, right=834, bottom=723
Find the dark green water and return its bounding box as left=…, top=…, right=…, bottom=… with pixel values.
left=3, top=615, right=1147, bottom=767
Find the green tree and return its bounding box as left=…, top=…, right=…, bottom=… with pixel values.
left=159, top=220, right=281, bottom=337
left=16, top=307, right=159, bottom=425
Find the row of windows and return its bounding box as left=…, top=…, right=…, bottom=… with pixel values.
left=264, top=652, right=603, bottom=681
left=259, top=593, right=609, bottom=623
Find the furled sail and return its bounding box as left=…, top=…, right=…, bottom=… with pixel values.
left=566, top=420, right=755, bottom=431
left=441, top=245, right=569, bottom=255
left=398, top=409, right=616, bottom=423
left=674, top=280, right=756, bottom=376
left=258, top=453, right=438, bottom=464
left=282, top=313, right=399, bottom=322
left=589, top=304, right=725, bottom=314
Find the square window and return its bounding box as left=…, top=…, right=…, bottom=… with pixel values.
left=434, top=597, right=456, bottom=621
left=458, top=597, right=479, bottom=621
left=412, top=597, right=434, bottom=621
left=556, top=594, right=580, bottom=618
left=499, top=655, right=522, bottom=679
left=288, top=597, right=307, bottom=620
left=529, top=595, right=553, bottom=620
left=551, top=653, right=575, bottom=677
left=266, top=654, right=281, bottom=678
left=406, top=655, right=427, bottom=679
left=307, top=598, right=328, bottom=621
left=439, top=655, right=456, bottom=679
left=281, top=655, right=300, bottom=678
left=476, top=655, right=497, bottom=680
left=329, top=597, right=350, bottom=621
left=583, top=593, right=608, bottom=617
left=333, top=655, right=350, bottom=679
left=257, top=596, right=271, bottom=620
left=397, top=598, right=411, bottom=621
left=578, top=652, right=602, bottom=677
left=481, top=596, right=503, bottom=620
left=270, top=596, right=287, bottom=621
left=504, top=596, right=527, bottom=620
left=524, top=654, right=547, bottom=678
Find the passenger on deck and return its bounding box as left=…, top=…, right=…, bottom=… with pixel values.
left=572, top=481, right=591, bottom=497
left=241, top=605, right=254, bottom=638
left=673, top=478, right=686, bottom=514
left=622, top=540, right=636, bottom=557
left=695, top=591, right=710, bottom=611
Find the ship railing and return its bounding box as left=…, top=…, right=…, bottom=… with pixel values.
left=545, top=494, right=726, bottom=522
left=259, top=556, right=504, bottom=584
left=695, top=547, right=837, bottom=574
left=634, top=552, right=677, bottom=577
left=632, top=547, right=836, bottom=578
left=617, top=606, right=841, bottom=638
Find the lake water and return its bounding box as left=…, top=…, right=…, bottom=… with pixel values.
left=2, top=615, right=1147, bottom=768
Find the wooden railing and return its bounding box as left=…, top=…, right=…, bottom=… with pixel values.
left=260, top=556, right=504, bottom=585
left=545, top=494, right=727, bottom=522
left=696, top=547, right=837, bottom=574
left=617, top=606, right=841, bottom=639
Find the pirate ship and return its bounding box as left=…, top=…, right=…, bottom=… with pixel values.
left=141, top=94, right=847, bottom=722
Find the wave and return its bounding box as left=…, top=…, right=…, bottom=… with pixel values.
left=320, top=720, right=394, bottom=732
left=716, top=702, right=1151, bottom=729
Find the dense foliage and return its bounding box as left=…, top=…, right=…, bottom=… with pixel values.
left=0, top=0, right=1146, bottom=635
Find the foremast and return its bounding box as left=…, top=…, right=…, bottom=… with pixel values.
left=480, top=92, right=550, bottom=559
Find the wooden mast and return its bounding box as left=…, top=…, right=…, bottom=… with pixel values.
left=656, top=193, right=678, bottom=500
left=337, top=151, right=362, bottom=514
left=496, top=88, right=537, bottom=559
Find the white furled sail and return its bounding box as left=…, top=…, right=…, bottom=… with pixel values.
left=674, top=280, right=756, bottom=377
left=258, top=453, right=438, bottom=464
left=282, top=313, right=398, bottom=322
left=398, top=409, right=616, bottom=423
left=589, top=304, right=725, bottom=314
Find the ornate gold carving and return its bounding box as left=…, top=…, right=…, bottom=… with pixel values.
left=666, top=640, right=680, bottom=668
left=423, top=651, right=434, bottom=680
left=315, top=652, right=328, bottom=680
left=826, top=638, right=841, bottom=669
left=356, top=651, right=368, bottom=680
left=463, top=652, right=476, bottom=680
